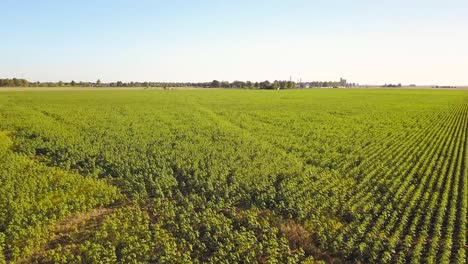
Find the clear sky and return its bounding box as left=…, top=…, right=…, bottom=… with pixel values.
left=1, top=0, right=467, bottom=85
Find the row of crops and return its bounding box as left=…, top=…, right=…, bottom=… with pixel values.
left=0, top=132, right=120, bottom=263
left=0, top=89, right=466, bottom=263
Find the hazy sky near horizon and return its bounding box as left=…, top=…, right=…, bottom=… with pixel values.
left=1, top=0, right=467, bottom=85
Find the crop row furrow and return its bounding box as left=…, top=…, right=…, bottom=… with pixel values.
left=407, top=114, right=462, bottom=264
left=346, top=106, right=458, bottom=216
left=369, top=104, right=466, bottom=262
left=422, top=105, right=466, bottom=263
left=389, top=104, right=467, bottom=263
left=446, top=104, right=467, bottom=263
left=391, top=105, right=467, bottom=263
left=340, top=110, right=438, bottom=173
left=351, top=105, right=463, bottom=262
left=334, top=105, right=460, bottom=259
left=342, top=108, right=453, bottom=211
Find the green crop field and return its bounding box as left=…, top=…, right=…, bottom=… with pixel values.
left=0, top=89, right=466, bottom=263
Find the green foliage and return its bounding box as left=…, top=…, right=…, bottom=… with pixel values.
left=0, top=78, right=29, bottom=87
left=0, top=232, right=5, bottom=264
left=0, top=133, right=121, bottom=262
left=0, top=89, right=466, bottom=263
left=36, top=203, right=313, bottom=263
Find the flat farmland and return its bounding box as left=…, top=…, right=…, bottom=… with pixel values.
left=0, top=89, right=466, bottom=263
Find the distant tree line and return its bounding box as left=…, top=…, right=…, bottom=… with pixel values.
left=1, top=78, right=361, bottom=89
left=381, top=83, right=402, bottom=88
left=0, top=78, right=297, bottom=89
left=105, top=80, right=298, bottom=90
left=0, top=78, right=30, bottom=87
left=433, top=85, right=458, bottom=89
left=208, top=80, right=297, bottom=90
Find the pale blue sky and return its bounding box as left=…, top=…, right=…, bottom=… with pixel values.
left=1, top=0, right=467, bottom=85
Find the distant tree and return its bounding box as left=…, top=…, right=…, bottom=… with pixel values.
left=273, top=81, right=280, bottom=90
left=96, top=79, right=102, bottom=87
left=221, top=81, right=230, bottom=88
left=20, top=79, right=29, bottom=87
left=12, top=78, right=20, bottom=86
left=211, top=80, right=220, bottom=88
left=71, top=80, right=76, bottom=86
left=259, top=80, right=270, bottom=89
left=279, top=81, right=287, bottom=90
left=232, top=81, right=245, bottom=88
